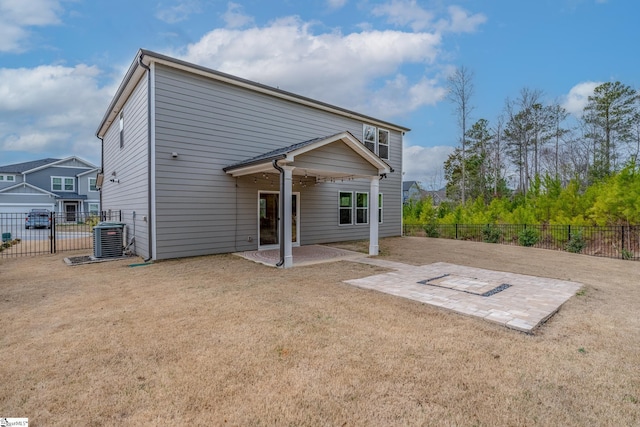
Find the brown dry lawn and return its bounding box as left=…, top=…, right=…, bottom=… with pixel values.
left=1, top=237, right=639, bottom=426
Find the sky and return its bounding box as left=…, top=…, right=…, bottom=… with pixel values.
left=0, top=0, right=638, bottom=188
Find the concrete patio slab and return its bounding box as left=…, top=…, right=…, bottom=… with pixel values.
left=345, top=260, right=583, bottom=333
left=234, top=245, right=365, bottom=267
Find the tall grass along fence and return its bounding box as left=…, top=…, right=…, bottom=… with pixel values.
left=403, top=223, right=640, bottom=261
left=0, top=210, right=122, bottom=258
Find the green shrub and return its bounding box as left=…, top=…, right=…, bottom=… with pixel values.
left=482, top=224, right=502, bottom=243
left=565, top=230, right=586, bottom=253
left=518, top=228, right=539, bottom=247
left=622, top=249, right=633, bottom=260
left=423, top=223, right=440, bottom=238
left=86, top=215, right=100, bottom=227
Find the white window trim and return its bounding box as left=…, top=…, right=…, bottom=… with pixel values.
left=378, top=128, right=390, bottom=160
left=51, top=176, right=75, bottom=192
left=338, top=191, right=353, bottom=226
left=88, top=177, right=97, bottom=192
left=88, top=203, right=100, bottom=215
left=0, top=175, right=15, bottom=181
left=362, top=124, right=390, bottom=160
left=356, top=191, right=369, bottom=225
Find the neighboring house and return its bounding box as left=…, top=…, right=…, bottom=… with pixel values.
left=96, top=49, right=409, bottom=266
left=402, top=181, right=421, bottom=204
left=0, top=157, right=100, bottom=219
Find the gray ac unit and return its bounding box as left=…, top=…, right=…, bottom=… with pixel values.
left=93, top=222, right=125, bottom=258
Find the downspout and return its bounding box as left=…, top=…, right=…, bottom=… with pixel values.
left=98, top=135, right=104, bottom=218
left=272, top=159, right=285, bottom=267
left=139, top=54, right=153, bottom=262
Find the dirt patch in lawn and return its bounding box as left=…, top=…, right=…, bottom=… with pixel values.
left=1, top=236, right=639, bottom=426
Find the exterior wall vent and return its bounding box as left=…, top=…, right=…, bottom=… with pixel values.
left=93, top=222, right=125, bottom=258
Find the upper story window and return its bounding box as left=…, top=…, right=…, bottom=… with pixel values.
left=89, top=178, right=97, bottom=192
left=52, top=176, right=74, bottom=192
left=0, top=175, right=15, bottom=182
left=362, top=124, right=390, bottom=160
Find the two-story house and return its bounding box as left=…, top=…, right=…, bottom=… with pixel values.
left=97, top=49, right=409, bottom=266
left=0, top=157, right=100, bottom=219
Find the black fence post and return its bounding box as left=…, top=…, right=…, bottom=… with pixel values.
left=568, top=224, right=571, bottom=242
left=455, top=223, right=458, bottom=240
left=621, top=225, right=625, bottom=257
left=50, top=212, right=56, bottom=254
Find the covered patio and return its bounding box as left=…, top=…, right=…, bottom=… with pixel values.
left=224, top=131, right=391, bottom=268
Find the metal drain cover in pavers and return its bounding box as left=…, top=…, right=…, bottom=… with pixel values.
left=345, top=261, right=583, bottom=333
left=417, top=274, right=512, bottom=297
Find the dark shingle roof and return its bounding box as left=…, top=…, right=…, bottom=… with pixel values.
left=223, top=135, right=337, bottom=172
left=0, top=158, right=60, bottom=173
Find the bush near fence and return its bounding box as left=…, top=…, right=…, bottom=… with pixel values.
left=403, top=223, right=639, bottom=261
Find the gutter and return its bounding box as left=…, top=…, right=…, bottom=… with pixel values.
left=138, top=53, right=154, bottom=262
left=272, top=159, right=285, bottom=267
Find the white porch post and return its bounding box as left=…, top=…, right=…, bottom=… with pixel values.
left=369, top=175, right=379, bottom=256
left=282, top=166, right=294, bottom=268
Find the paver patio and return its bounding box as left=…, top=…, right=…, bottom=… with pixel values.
left=236, top=245, right=583, bottom=333
left=346, top=259, right=583, bottom=333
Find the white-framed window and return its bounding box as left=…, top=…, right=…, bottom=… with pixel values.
left=89, top=178, right=97, bottom=192
left=378, top=129, right=390, bottom=160
left=88, top=203, right=100, bottom=216
left=52, top=176, right=74, bottom=192
left=356, top=192, right=368, bottom=224
left=339, top=191, right=353, bottom=225
left=0, top=175, right=15, bottom=182
left=378, top=193, right=383, bottom=224
left=362, top=124, right=390, bottom=160
left=363, top=124, right=376, bottom=152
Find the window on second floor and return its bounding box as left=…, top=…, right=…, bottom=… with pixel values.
left=362, top=124, right=390, bottom=160
left=0, top=175, right=15, bottom=182
left=89, top=178, right=97, bottom=192
left=52, top=177, right=74, bottom=192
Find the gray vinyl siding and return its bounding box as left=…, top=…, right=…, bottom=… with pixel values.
left=101, top=76, right=150, bottom=259
left=152, top=65, right=402, bottom=259
left=0, top=193, right=54, bottom=204
left=0, top=175, right=22, bottom=190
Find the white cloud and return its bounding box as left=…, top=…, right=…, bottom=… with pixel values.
left=177, top=17, right=444, bottom=118
left=221, top=2, right=254, bottom=29
left=0, top=64, right=112, bottom=163
left=327, top=0, right=347, bottom=9
left=372, top=1, right=486, bottom=34
left=403, top=143, right=454, bottom=189
left=156, top=0, right=201, bottom=24
left=562, top=81, right=601, bottom=116
left=440, top=5, right=487, bottom=33
left=0, top=0, right=62, bottom=52
left=372, top=0, right=435, bottom=31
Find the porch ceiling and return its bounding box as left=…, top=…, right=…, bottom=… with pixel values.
left=223, top=131, right=391, bottom=179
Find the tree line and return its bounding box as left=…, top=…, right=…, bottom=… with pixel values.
left=444, top=71, right=640, bottom=205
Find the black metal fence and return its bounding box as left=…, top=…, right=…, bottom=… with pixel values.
left=0, top=211, right=121, bottom=258
left=403, top=223, right=640, bottom=261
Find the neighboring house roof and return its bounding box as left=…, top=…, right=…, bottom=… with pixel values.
left=52, top=192, right=88, bottom=200
left=0, top=156, right=98, bottom=174
left=97, top=49, right=411, bottom=139
left=0, top=158, right=60, bottom=173
left=403, top=181, right=418, bottom=192
left=223, top=131, right=391, bottom=178
left=76, top=168, right=100, bottom=177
